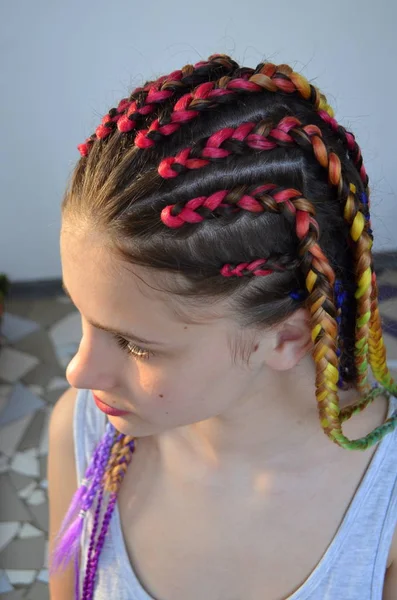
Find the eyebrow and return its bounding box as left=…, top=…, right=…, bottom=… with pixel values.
left=61, top=282, right=166, bottom=346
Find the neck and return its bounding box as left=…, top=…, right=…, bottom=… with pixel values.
left=157, top=356, right=361, bottom=478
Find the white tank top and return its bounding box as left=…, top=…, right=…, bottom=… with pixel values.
left=73, top=388, right=397, bottom=599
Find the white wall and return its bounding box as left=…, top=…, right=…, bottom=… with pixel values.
left=1, top=0, right=396, bottom=282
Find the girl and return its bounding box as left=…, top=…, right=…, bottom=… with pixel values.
left=48, top=53, right=397, bottom=599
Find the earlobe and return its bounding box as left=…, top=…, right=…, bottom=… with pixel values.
left=266, top=309, right=312, bottom=371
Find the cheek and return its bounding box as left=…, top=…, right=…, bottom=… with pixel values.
left=129, top=362, right=178, bottom=409
left=130, top=343, right=243, bottom=422
left=129, top=358, right=205, bottom=418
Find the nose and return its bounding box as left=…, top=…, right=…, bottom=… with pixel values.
left=66, top=325, right=118, bottom=391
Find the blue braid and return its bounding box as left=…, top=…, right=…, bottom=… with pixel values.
left=289, top=289, right=306, bottom=301
left=334, top=279, right=348, bottom=388
left=360, top=191, right=373, bottom=236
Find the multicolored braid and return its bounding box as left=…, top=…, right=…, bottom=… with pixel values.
left=132, top=63, right=334, bottom=149
left=157, top=117, right=338, bottom=179
left=55, top=54, right=397, bottom=599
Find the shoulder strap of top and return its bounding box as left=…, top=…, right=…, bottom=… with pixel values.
left=287, top=393, right=397, bottom=599
left=73, top=387, right=107, bottom=485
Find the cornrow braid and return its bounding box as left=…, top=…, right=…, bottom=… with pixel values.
left=132, top=63, right=334, bottom=150
left=220, top=254, right=300, bottom=277
left=318, top=110, right=368, bottom=189
left=157, top=116, right=341, bottom=181
left=77, top=54, right=240, bottom=157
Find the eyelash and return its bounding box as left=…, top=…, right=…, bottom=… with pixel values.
left=112, top=333, right=153, bottom=360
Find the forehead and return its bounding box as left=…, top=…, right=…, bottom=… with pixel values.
left=60, top=226, right=222, bottom=328
left=61, top=227, right=179, bottom=323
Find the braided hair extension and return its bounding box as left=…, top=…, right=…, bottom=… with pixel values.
left=81, top=435, right=136, bottom=599
left=56, top=54, right=397, bottom=598
left=334, top=279, right=348, bottom=388
left=77, top=54, right=240, bottom=158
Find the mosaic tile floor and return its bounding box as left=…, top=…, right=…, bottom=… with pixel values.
left=0, top=272, right=397, bottom=599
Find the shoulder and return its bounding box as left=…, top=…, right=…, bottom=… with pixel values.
left=385, top=394, right=397, bottom=570
left=387, top=525, right=397, bottom=569
left=48, top=386, right=79, bottom=487
left=385, top=530, right=397, bottom=598
left=48, top=386, right=79, bottom=471
left=49, top=386, right=78, bottom=441
left=48, top=386, right=80, bottom=505
left=48, top=387, right=79, bottom=599
left=386, top=396, right=397, bottom=569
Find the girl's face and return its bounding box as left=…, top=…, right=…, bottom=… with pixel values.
left=60, top=224, right=275, bottom=438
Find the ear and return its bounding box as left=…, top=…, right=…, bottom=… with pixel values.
left=265, top=308, right=312, bottom=371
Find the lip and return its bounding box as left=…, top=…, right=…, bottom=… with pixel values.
left=93, top=393, right=131, bottom=417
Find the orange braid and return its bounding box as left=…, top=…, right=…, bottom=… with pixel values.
left=369, top=273, right=396, bottom=389
left=102, top=435, right=135, bottom=494
left=342, top=183, right=374, bottom=394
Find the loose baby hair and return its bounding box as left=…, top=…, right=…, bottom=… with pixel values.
left=52, top=53, right=397, bottom=598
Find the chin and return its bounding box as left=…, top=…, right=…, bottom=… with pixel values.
left=106, top=413, right=163, bottom=438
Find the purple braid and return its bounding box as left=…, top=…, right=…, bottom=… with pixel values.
left=50, top=421, right=116, bottom=589
left=82, top=493, right=118, bottom=600
left=81, top=486, right=105, bottom=600
left=74, top=426, right=116, bottom=599
left=52, top=437, right=101, bottom=545
left=81, top=431, right=124, bottom=599
left=80, top=424, right=116, bottom=514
